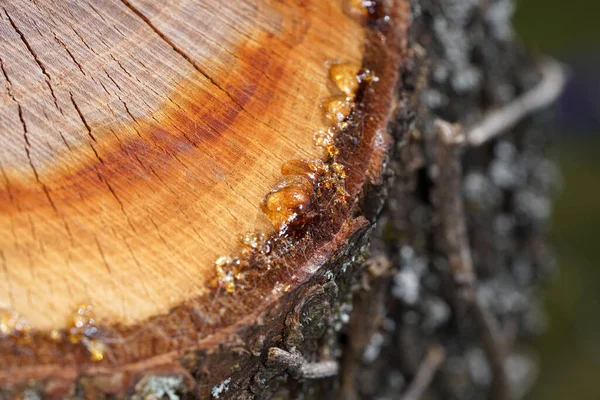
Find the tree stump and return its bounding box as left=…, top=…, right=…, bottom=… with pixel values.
left=0, top=0, right=411, bottom=398
left=0, top=0, right=563, bottom=399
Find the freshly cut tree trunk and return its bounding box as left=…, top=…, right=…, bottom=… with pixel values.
left=0, top=0, right=412, bottom=398
left=0, top=0, right=564, bottom=398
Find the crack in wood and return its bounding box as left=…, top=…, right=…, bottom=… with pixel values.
left=3, top=8, right=61, bottom=112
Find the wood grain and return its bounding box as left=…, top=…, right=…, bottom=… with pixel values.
left=0, top=0, right=411, bottom=393
left=0, top=0, right=364, bottom=329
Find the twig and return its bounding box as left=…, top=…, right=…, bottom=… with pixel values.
left=468, top=59, right=566, bottom=146
left=433, top=121, right=475, bottom=310
left=266, top=347, right=339, bottom=380
left=433, top=120, right=510, bottom=400
left=401, top=344, right=446, bottom=400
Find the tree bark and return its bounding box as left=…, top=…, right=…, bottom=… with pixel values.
left=0, top=0, right=562, bottom=399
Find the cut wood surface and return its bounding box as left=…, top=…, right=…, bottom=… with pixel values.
left=0, top=0, right=366, bottom=328
left=0, top=0, right=409, bottom=394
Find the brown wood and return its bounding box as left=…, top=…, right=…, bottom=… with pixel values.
left=0, top=0, right=410, bottom=397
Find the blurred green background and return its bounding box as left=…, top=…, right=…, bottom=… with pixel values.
left=514, top=1, right=600, bottom=399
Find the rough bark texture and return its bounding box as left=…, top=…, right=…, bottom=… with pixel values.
left=336, top=1, right=558, bottom=399
left=0, top=0, right=560, bottom=399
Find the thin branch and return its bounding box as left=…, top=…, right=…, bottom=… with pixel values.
left=266, top=347, right=339, bottom=380
left=468, top=59, right=566, bottom=146
left=433, top=120, right=510, bottom=400
left=433, top=120, right=475, bottom=310
left=401, top=344, right=446, bottom=400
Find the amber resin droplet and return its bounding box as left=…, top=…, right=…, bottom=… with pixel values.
left=281, top=159, right=315, bottom=179
left=281, top=159, right=329, bottom=182
left=0, top=309, right=32, bottom=344
left=345, top=0, right=371, bottom=17
left=210, top=55, right=358, bottom=295
left=66, top=304, right=105, bottom=361
left=239, top=233, right=264, bottom=249
left=329, top=62, right=361, bottom=97
left=50, top=329, right=63, bottom=342
left=325, top=144, right=340, bottom=157
left=261, top=175, right=314, bottom=232
left=213, top=256, right=237, bottom=293
left=68, top=305, right=96, bottom=344
left=321, top=95, right=353, bottom=125
left=358, top=68, right=379, bottom=85
left=331, top=162, right=347, bottom=179
left=85, top=338, right=106, bottom=362
left=314, top=128, right=336, bottom=149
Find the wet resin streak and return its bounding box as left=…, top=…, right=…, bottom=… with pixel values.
left=0, top=309, right=31, bottom=344
left=1, top=305, right=105, bottom=361
left=212, top=57, right=378, bottom=293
